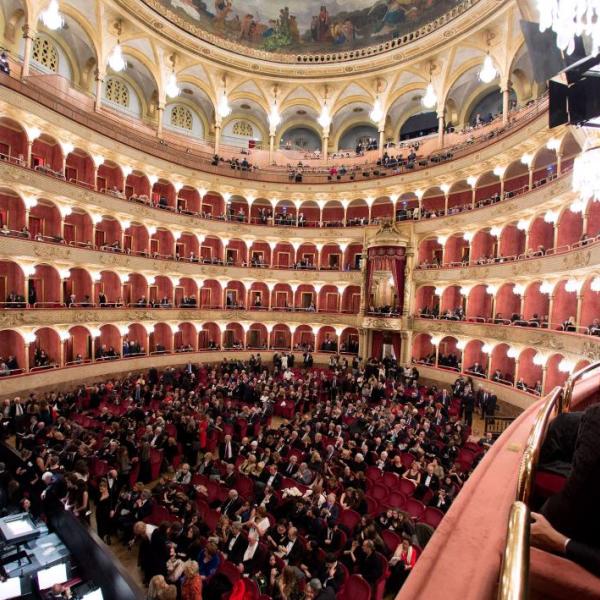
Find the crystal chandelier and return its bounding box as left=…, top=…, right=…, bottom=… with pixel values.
left=268, top=101, right=281, bottom=129
left=369, top=97, right=384, bottom=123
left=166, top=73, right=180, bottom=98
left=217, top=90, right=231, bottom=118
left=318, top=102, right=331, bottom=128
left=422, top=83, right=437, bottom=109
left=108, top=44, right=126, bottom=72
left=479, top=54, right=497, bottom=83
left=572, top=146, right=600, bottom=203
left=537, top=0, right=600, bottom=56
left=40, top=0, right=63, bottom=30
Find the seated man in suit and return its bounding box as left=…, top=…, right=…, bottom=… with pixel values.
left=531, top=404, right=600, bottom=576
left=351, top=539, right=383, bottom=586
left=218, top=489, right=243, bottom=518
left=318, top=553, right=346, bottom=593
left=239, top=529, right=266, bottom=575
left=221, top=521, right=248, bottom=564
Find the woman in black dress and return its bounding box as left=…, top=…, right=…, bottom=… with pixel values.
left=95, top=479, right=113, bottom=544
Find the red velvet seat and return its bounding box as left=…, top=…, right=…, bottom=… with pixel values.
left=365, top=495, right=379, bottom=516
left=372, top=552, right=390, bottom=600
left=370, top=483, right=389, bottom=502
left=217, top=560, right=241, bottom=585
left=422, top=506, right=444, bottom=529
left=400, top=453, right=415, bottom=469
left=338, top=574, right=371, bottom=600
left=234, top=475, right=254, bottom=498
left=398, top=478, right=416, bottom=497
left=204, top=509, right=220, bottom=533
left=534, top=470, right=567, bottom=500
left=404, top=497, right=426, bottom=520
left=381, top=529, right=401, bottom=556
left=366, top=466, right=382, bottom=481
left=384, top=491, right=407, bottom=510
left=382, top=471, right=401, bottom=489
left=339, top=508, right=361, bottom=533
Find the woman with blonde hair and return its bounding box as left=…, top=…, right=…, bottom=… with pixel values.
left=180, top=560, right=202, bottom=600
left=147, top=574, right=168, bottom=599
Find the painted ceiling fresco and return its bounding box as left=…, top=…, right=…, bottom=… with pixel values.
left=154, top=0, right=463, bottom=54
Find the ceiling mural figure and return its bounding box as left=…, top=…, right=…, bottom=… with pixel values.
left=160, top=0, right=461, bottom=53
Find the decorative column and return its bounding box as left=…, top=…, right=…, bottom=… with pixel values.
left=557, top=153, right=563, bottom=176
left=378, top=128, right=385, bottom=158
left=321, top=131, right=329, bottom=159
left=314, top=283, right=323, bottom=312
left=437, top=113, right=445, bottom=150
left=214, top=121, right=222, bottom=156
left=156, top=105, right=165, bottom=138
left=269, top=133, right=275, bottom=165
left=502, top=87, right=510, bottom=124
left=94, top=69, right=105, bottom=112
left=24, top=343, right=30, bottom=372
left=21, top=24, right=36, bottom=80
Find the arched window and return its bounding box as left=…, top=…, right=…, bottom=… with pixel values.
left=232, top=121, right=253, bottom=137
left=32, top=36, right=58, bottom=73
left=105, top=78, right=130, bottom=107
left=170, top=105, right=193, bottom=130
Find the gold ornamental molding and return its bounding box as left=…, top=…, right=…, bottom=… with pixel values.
left=414, top=175, right=573, bottom=237
left=362, top=316, right=406, bottom=331
left=115, top=0, right=510, bottom=77
left=411, top=318, right=600, bottom=361
left=0, top=237, right=362, bottom=286
left=412, top=243, right=600, bottom=285
left=0, top=307, right=361, bottom=330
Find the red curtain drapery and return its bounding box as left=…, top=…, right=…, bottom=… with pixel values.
left=372, top=331, right=384, bottom=359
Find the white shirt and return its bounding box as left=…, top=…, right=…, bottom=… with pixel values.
left=243, top=542, right=258, bottom=562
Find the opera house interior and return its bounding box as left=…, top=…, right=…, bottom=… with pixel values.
left=0, top=0, right=599, bottom=598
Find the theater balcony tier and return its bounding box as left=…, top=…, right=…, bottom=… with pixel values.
left=412, top=239, right=600, bottom=285
left=409, top=319, right=598, bottom=403
left=0, top=236, right=362, bottom=297
left=0, top=310, right=361, bottom=377
left=0, top=82, right=562, bottom=195
left=0, top=350, right=356, bottom=399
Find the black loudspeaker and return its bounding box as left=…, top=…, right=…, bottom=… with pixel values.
left=549, top=79, right=569, bottom=128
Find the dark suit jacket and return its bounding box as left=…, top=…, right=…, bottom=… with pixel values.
left=542, top=405, right=600, bottom=576
left=224, top=533, right=248, bottom=564
left=220, top=497, right=243, bottom=518
left=319, top=563, right=346, bottom=592
left=219, top=441, right=239, bottom=463
left=356, top=551, right=383, bottom=584
left=241, top=544, right=267, bottom=575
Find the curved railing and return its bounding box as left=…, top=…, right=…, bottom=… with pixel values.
left=498, top=361, right=600, bottom=599
left=0, top=71, right=549, bottom=186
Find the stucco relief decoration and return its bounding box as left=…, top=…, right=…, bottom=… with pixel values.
left=154, top=0, right=462, bottom=54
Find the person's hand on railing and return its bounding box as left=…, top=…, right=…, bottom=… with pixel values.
left=530, top=512, right=568, bottom=555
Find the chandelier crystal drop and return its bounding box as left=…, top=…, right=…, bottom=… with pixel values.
left=318, top=103, right=331, bottom=128
left=572, top=147, right=600, bottom=204
left=166, top=73, right=180, bottom=98
left=537, top=0, right=600, bottom=56
left=422, top=83, right=437, bottom=109
left=268, top=101, right=281, bottom=129
left=217, top=91, right=231, bottom=118
left=108, top=44, right=126, bottom=72
left=40, top=0, right=63, bottom=30
left=479, top=54, right=497, bottom=83
left=369, top=97, right=384, bottom=123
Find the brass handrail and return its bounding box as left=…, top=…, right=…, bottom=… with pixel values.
left=500, top=360, right=600, bottom=599
left=498, top=501, right=530, bottom=600
left=562, top=361, right=600, bottom=413
left=516, top=387, right=563, bottom=505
